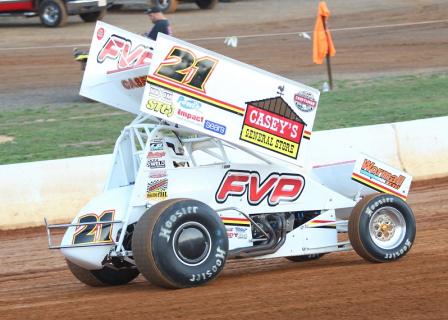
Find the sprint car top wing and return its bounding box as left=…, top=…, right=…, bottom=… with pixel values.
left=80, top=21, right=156, bottom=114
left=140, top=34, right=321, bottom=167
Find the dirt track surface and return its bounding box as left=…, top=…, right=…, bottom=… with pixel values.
left=0, top=179, right=447, bottom=320
left=1, top=0, right=448, bottom=108
left=1, top=1, right=448, bottom=319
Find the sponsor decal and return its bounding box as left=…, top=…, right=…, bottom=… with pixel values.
left=147, top=151, right=165, bottom=158
left=177, top=96, right=202, bottom=111
left=122, top=76, right=147, bottom=90
left=351, top=157, right=410, bottom=201
left=97, top=34, right=153, bottom=73
left=146, top=86, right=174, bottom=117
left=150, top=140, right=164, bottom=151
left=216, top=170, right=305, bottom=206
left=294, top=91, right=317, bottom=112
left=226, top=225, right=250, bottom=239
left=359, top=159, right=406, bottom=190
left=204, top=120, right=226, bottom=135
left=97, top=27, right=105, bottom=40
left=148, top=75, right=245, bottom=116
left=147, top=159, right=166, bottom=169
left=176, top=108, right=204, bottom=124
left=240, top=97, right=306, bottom=159
left=147, top=178, right=168, bottom=200
left=149, top=86, right=173, bottom=102
left=149, top=170, right=167, bottom=179
left=235, top=226, right=249, bottom=233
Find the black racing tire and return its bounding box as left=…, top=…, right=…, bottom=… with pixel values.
left=348, top=194, right=416, bottom=263
left=286, top=253, right=324, bottom=262
left=66, top=259, right=140, bottom=286
left=107, top=4, right=123, bottom=11
left=151, top=0, right=178, bottom=13
left=132, top=198, right=228, bottom=289
left=39, top=0, right=68, bottom=28
left=79, top=9, right=106, bottom=23
left=196, top=0, right=218, bottom=9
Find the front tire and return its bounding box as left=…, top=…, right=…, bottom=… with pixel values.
left=349, top=194, right=416, bottom=263
left=132, top=199, right=228, bottom=289
left=39, top=0, right=67, bottom=27
left=66, top=259, right=140, bottom=286
left=79, top=9, right=106, bottom=23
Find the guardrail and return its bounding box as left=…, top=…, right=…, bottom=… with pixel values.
left=1, top=116, right=447, bottom=230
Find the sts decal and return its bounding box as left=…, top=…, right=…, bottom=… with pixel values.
left=215, top=170, right=305, bottom=206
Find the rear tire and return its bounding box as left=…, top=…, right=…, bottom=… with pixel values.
left=151, top=0, right=178, bottom=13
left=349, top=194, right=416, bottom=263
left=132, top=199, right=228, bottom=289
left=66, top=259, right=139, bottom=286
left=39, top=0, right=67, bottom=27
left=196, top=0, right=218, bottom=9
left=79, top=9, right=106, bottom=23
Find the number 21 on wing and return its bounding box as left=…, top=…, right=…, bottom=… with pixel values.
left=155, top=46, right=218, bottom=92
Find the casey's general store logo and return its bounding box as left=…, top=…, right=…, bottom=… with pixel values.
left=97, top=34, right=153, bottom=73
left=239, top=96, right=306, bottom=159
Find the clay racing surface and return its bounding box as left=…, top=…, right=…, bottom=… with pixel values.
left=1, top=180, right=447, bottom=319
left=1, top=0, right=447, bottom=318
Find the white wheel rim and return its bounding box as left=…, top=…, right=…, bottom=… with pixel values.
left=369, top=206, right=406, bottom=250
left=172, top=221, right=212, bottom=267
left=43, top=5, right=59, bottom=24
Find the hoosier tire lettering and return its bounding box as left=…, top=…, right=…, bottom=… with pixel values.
left=133, top=199, right=228, bottom=289
left=348, top=194, right=416, bottom=263
left=159, top=206, right=198, bottom=242
left=189, top=246, right=226, bottom=282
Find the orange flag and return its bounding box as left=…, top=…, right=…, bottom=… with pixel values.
left=313, top=1, right=336, bottom=64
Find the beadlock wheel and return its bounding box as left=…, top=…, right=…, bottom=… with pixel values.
left=349, top=194, right=416, bottom=263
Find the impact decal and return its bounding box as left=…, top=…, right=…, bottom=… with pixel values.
left=294, top=91, right=317, bottom=112
left=176, top=108, right=204, bottom=124
left=239, top=97, right=306, bottom=159
left=147, top=179, right=168, bottom=200
left=215, top=170, right=305, bottom=206
left=97, top=34, right=153, bottom=73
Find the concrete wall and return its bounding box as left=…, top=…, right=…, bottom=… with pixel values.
left=1, top=116, right=447, bottom=230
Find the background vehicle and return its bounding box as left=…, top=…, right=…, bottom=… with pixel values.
left=107, top=0, right=218, bottom=13
left=0, top=0, right=107, bottom=27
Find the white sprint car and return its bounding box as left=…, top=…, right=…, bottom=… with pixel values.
left=45, top=22, right=416, bottom=289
